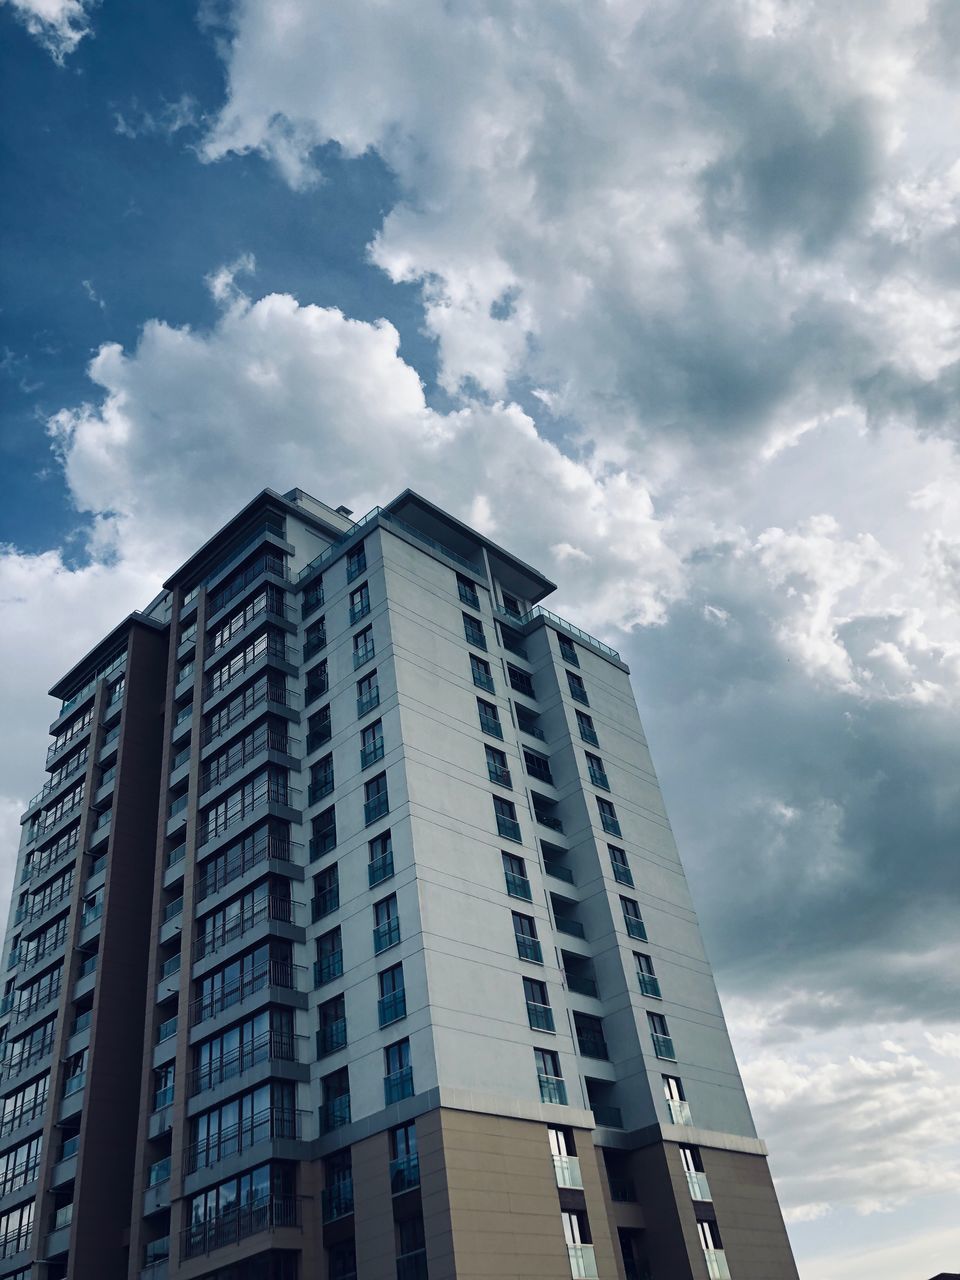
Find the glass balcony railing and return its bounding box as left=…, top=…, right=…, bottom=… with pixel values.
left=552, top=1154, right=583, bottom=1188
left=314, top=952, right=344, bottom=988
left=389, top=1152, right=420, bottom=1194
left=396, top=1249, right=429, bottom=1280
left=383, top=1066, right=414, bottom=1105
left=378, top=989, right=407, bottom=1028
left=526, top=1001, right=555, bottom=1033
left=478, top=713, right=503, bottom=739
left=360, top=738, right=385, bottom=769
left=504, top=872, right=532, bottom=901
left=576, top=1030, right=609, bottom=1060
left=545, top=862, right=574, bottom=884
left=538, top=1074, right=567, bottom=1106
left=357, top=689, right=381, bottom=718
left=321, top=1179, right=354, bottom=1222
left=496, top=814, right=521, bottom=842
left=705, top=1249, right=731, bottom=1280
left=373, top=919, right=401, bottom=954
left=590, top=1104, right=623, bottom=1128
left=368, top=852, right=394, bottom=887
left=353, top=642, right=376, bottom=669
left=488, top=763, right=512, bottom=788
left=638, top=972, right=661, bottom=999
left=515, top=935, right=543, bottom=964
left=685, top=1170, right=712, bottom=1201
left=317, top=1020, right=348, bottom=1058
left=568, top=1243, right=599, bottom=1279
left=364, top=793, right=389, bottom=825
left=624, top=917, right=647, bottom=942
left=652, top=1033, right=676, bottom=1061
left=667, top=1099, right=692, bottom=1125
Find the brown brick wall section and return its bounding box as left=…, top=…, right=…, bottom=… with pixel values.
left=420, top=1108, right=620, bottom=1280
left=700, top=1147, right=799, bottom=1280
left=353, top=1128, right=399, bottom=1279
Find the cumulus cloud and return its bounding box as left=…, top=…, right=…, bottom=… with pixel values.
left=2, top=0, right=95, bottom=61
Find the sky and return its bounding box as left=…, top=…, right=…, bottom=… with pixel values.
left=2, top=0, right=960, bottom=1275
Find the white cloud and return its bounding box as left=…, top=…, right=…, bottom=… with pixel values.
left=2, top=0, right=94, bottom=61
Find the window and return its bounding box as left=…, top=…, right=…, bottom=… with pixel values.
left=586, top=753, right=609, bottom=789
left=477, top=697, right=502, bottom=738
left=373, top=894, right=401, bottom=954
left=303, top=576, right=324, bottom=619
left=680, top=1145, right=711, bottom=1200
left=305, top=658, right=329, bottom=706
left=574, top=1013, right=609, bottom=1060
left=558, top=635, right=579, bottom=666
left=390, top=1121, right=420, bottom=1193
left=523, top=976, right=554, bottom=1032
left=304, top=615, right=326, bottom=660
left=320, top=1068, right=351, bottom=1132
left=663, top=1075, right=692, bottom=1125
left=0, top=1134, right=42, bottom=1196
left=321, top=1149, right=353, bottom=1222
left=562, top=1211, right=595, bottom=1275
left=364, top=772, right=389, bottom=825
left=190, top=1011, right=294, bottom=1098
left=597, top=797, right=621, bottom=837
left=648, top=1011, right=676, bottom=1060
left=1, top=1075, right=49, bottom=1136
left=361, top=718, right=385, bottom=769
left=549, top=1126, right=581, bottom=1189
left=457, top=574, right=480, bottom=609
left=312, top=864, right=339, bottom=921
left=188, top=1080, right=296, bottom=1171
left=485, top=744, right=511, bottom=788
left=317, top=994, right=347, bottom=1057
left=349, top=581, right=371, bottom=624
left=501, top=592, right=523, bottom=619
left=193, top=941, right=293, bottom=1024
left=470, top=653, right=494, bottom=692
left=357, top=670, right=380, bottom=718
left=620, top=897, right=646, bottom=941
left=566, top=671, right=589, bottom=705
left=378, top=963, right=406, bottom=1026
left=353, top=624, right=375, bottom=669
left=183, top=1163, right=297, bottom=1257
left=384, top=1038, right=413, bottom=1103
left=328, top=1241, right=358, bottom=1280
left=575, top=709, right=598, bottom=746
left=462, top=612, right=487, bottom=650
left=523, top=748, right=552, bottom=783
left=0, top=1201, right=33, bottom=1259
left=315, top=927, right=343, bottom=988
left=493, top=795, right=521, bottom=841
left=502, top=852, right=531, bottom=900
left=396, top=1214, right=427, bottom=1272
left=346, top=542, right=367, bottom=582
left=507, top=664, right=535, bottom=697
left=369, top=830, right=394, bottom=887
left=635, top=953, right=661, bottom=999
left=307, top=704, right=331, bottom=753
left=697, top=1219, right=727, bottom=1269
left=311, top=806, right=337, bottom=859
left=608, top=844, right=632, bottom=886
left=535, top=1047, right=566, bottom=1104
left=309, top=754, right=334, bottom=805
left=512, top=912, right=542, bottom=964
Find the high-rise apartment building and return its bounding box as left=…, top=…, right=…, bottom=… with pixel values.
left=0, top=488, right=798, bottom=1280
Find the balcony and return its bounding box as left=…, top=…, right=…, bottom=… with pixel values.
left=182, top=1194, right=302, bottom=1259
left=390, top=1152, right=420, bottom=1194
left=349, top=600, right=371, bottom=626
left=579, top=724, right=599, bottom=748
left=186, top=1029, right=299, bottom=1097
left=312, top=887, right=339, bottom=922
left=504, top=871, right=531, bottom=901
left=314, top=951, right=344, bottom=988
left=307, top=724, right=332, bottom=753
left=310, top=827, right=337, bottom=861
left=357, top=689, right=381, bottom=718
left=472, top=670, right=494, bottom=693
left=396, top=1250, right=429, bottom=1280
left=576, top=1029, right=609, bottom=1060
left=463, top=622, right=486, bottom=651
left=554, top=917, right=585, bottom=940
left=361, top=737, right=385, bottom=769
left=321, top=1178, right=354, bottom=1222
left=369, top=851, right=394, bottom=887
left=667, top=1099, right=692, bottom=1125
left=600, top=812, right=622, bottom=837
left=193, top=896, right=295, bottom=962
left=591, top=1105, right=623, bottom=1128
left=303, top=631, right=327, bottom=661
left=624, top=917, right=647, bottom=942
left=317, top=1019, right=347, bottom=1058
left=384, top=1065, right=414, bottom=1104
left=157, top=1015, right=178, bottom=1043
left=704, top=1249, right=731, bottom=1280
left=638, top=972, right=661, bottom=999
left=652, top=1033, right=676, bottom=1060
left=373, top=918, right=401, bottom=954
left=189, top=959, right=303, bottom=1026
left=685, top=1170, right=712, bottom=1201
left=568, top=1244, right=599, bottom=1279
left=195, top=832, right=292, bottom=901
left=378, top=989, right=407, bottom=1027
left=478, top=712, right=503, bottom=739
left=458, top=580, right=480, bottom=609
left=353, top=641, right=376, bottom=669
left=612, top=862, right=634, bottom=887
left=186, top=1108, right=302, bottom=1174
left=308, top=777, right=334, bottom=805
left=364, top=792, right=390, bottom=825
left=488, top=762, right=512, bottom=788
left=552, top=1154, right=582, bottom=1189
left=496, top=813, right=521, bottom=842
left=538, top=1074, right=567, bottom=1105
left=544, top=861, right=574, bottom=885
left=535, top=811, right=563, bottom=833
left=525, top=757, right=553, bottom=785
left=319, top=1094, right=351, bottom=1134
left=515, top=934, right=543, bottom=964
left=526, top=1001, right=555, bottom=1033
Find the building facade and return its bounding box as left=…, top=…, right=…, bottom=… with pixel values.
left=0, top=488, right=799, bottom=1280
